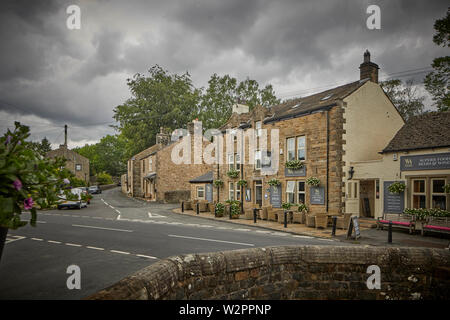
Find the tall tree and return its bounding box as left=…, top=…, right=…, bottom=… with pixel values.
left=424, top=8, right=450, bottom=112
left=381, top=79, right=425, bottom=121
left=30, top=137, right=52, bottom=156
left=113, top=65, right=201, bottom=157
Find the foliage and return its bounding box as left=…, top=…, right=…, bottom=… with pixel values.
left=237, top=179, right=247, bottom=187
left=213, top=179, right=224, bottom=188
left=69, top=176, right=87, bottom=187
left=424, top=8, right=450, bottom=112
left=29, top=137, right=52, bottom=157
left=227, top=200, right=241, bottom=217
left=281, top=202, right=292, bottom=210
left=380, top=79, right=425, bottom=120
left=226, top=170, right=239, bottom=179
left=297, top=203, right=309, bottom=213
left=388, top=181, right=406, bottom=194
left=444, top=183, right=450, bottom=193
left=0, top=122, right=71, bottom=229
left=96, top=172, right=113, bottom=185
left=267, top=178, right=281, bottom=186
left=113, top=65, right=201, bottom=157
left=197, top=74, right=280, bottom=130
left=285, top=160, right=304, bottom=170
left=403, top=208, right=450, bottom=220
left=306, top=177, right=321, bottom=187
left=215, top=202, right=225, bottom=217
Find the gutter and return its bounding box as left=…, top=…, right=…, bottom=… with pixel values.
left=264, top=103, right=336, bottom=125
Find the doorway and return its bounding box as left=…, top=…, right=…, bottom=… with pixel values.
left=359, top=180, right=375, bottom=218
left=254, top=181, right=263, bottom=207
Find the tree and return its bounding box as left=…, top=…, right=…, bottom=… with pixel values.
left=30, top=137, right=52, bottom=157
left=198, top=74, right=280, bottom=130
left=424, top=8, right=450, bottom=112
left=113, top=65, right=201, bottom=157
left=380, top=79, right=425, bottom=121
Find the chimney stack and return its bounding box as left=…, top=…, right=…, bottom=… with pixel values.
left=156, top=127, right=170, bottom=146
left=64, top=124, right=68, bottom=147
left=359, top=50, right=379, bottom=83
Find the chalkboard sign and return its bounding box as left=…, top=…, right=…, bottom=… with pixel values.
left=205, top=184, right=213, bottom=202
left=310, top=186, right=325, bottom=205
left=383, top=181, right=405, bottom=213
left=347, top=216, right=361, bottom=240
left=270, top=185, right=282, bottom=208
left=363, top=198, right=370, bottom=216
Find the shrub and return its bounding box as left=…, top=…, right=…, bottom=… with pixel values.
left=97, top=172, right=113, bottom=185
left=215, top=203, right=225, bottom=217
left=403, top=208, right=450, bottom=220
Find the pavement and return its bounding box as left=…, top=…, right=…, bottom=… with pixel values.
left=173, top=207, right=450, bottom=249
left=0, top=187, right=350, bottom=300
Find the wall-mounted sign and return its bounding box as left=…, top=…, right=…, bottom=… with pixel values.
left=285, top=167, right=306, bottom=177
left=310, top=186, right=325, bottom=205
left=383, top=181, right=405, bottom=213
left=270, top=185, right=282, bottom=208
left=205, top=184, right=213, bottom=202
left=245, top=188, right=251, bottom=202
left=400, top=152, right=450, bottom=171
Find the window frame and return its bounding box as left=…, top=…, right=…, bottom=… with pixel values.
left=411, top=178, right=426, bottom=209
left=197, top=186, right=205, bottom=199
left=431, top=178, right=447, bottom=210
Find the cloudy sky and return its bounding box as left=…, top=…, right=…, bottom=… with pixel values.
left=0, top=0, right=448, bottom=148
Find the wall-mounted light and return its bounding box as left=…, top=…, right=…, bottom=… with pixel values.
left=348, top=166, right=354, bottom=180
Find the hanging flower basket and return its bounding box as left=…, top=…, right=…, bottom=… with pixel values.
left=285, top=160, right=304, bottom=170
left=226, top=170, right=239, bottom=179
left=281, top=202, right=292, bottom=210
left=237, top=179, right=247, bottom=187
left=297, top=203, right=309, bottom=213
left=306, top=177, right=321, bottom=187
left=267, top=178, right=281, bottom=186
left=388, top=181, right=406, bottom=194
left=213, top=179, right=224, bottom=188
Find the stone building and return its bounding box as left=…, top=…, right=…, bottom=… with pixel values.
left=47, top=144, right=90, bottom=184
left=212, top=51, right=404, bottom=219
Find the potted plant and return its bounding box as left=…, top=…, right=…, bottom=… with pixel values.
left=285, top=159, right=304, bottom=170
left=306, top=177, right=321, bottom=187
left=296, top=203, right=309, bottom=224
left=226, top=200, right=240, bottom=219
left=215, top=203, right=225, bottom=217
left=281, top=202, right=292, bottom=211
left=388, top=181, right=406, bottom=194
left=267, top=178, right=281, bottom=186
left=315, top=214, right=328, bottom=229
left=226, top=170, right=239, bottom=179
left=0, top=123, right=70, bottom=262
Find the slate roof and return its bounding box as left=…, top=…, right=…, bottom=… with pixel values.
left=382, top=111, right=450, bottom=153
left=189, top=171, right=213, bottom=183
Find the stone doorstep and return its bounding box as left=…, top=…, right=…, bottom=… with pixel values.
left=171, top=208, right=364, bottom=239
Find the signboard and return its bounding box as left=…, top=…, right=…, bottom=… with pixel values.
left=383, top=181, right=405, bottom=213
left=400, top=152, right=450, bottom=171
left=245, top=188, right=251, bottom=202
left=310, top=186, right=325, bottom=205
left=270, top=185, right=282, bottom=208
left=205, top=184, right=213, bottom=202
left=347, top=216, right=361, bottom=240
left=284, top=167, right=306, bottom=177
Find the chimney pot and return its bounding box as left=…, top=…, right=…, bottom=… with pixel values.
left=359, top=50, right=379, bottom=83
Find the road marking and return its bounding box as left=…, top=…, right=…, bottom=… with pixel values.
left=31, top=238, right=43, bottom=241
left=168, top=234, right=254, bottom=247
left=148, top=212, right=166, bottom=218
left=48, top=240, right=61, bottom=244
left=270, top=232, right=289, bottom=236
left=136, top=254, right=158, bottom=260
left=86, top=246, right=105, bottom=251
left=110, top=250, right=130, bottom=255
left=5, top=235, right=26, bottom=244
left=71, top=224, right=133, bottom=233
left=292, top=235, right=313, bottom=239
left=235, top=228, right=251, bottom=231
left=36, top=221, right=46, bottom=224
left=65, top=243, right=82, bottom=247
left=255, top=230, right=272, bottom=234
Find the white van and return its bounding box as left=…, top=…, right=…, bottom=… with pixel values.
left=57, top=188, right=88, bottom=210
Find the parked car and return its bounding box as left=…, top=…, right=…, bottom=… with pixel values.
left=88, top=185, right=102, bottom=194
left=57, top=188, right=88, bottom=210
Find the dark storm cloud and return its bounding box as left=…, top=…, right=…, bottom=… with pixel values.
left=0, top=0, right=448, bottom=146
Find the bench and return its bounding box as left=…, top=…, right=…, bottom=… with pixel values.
left=377, top=213, right=415, bottom=234
left=422, top=216, right=450, bottom=236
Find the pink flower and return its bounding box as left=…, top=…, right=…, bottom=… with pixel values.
left=5, top=135, right=12, bottom=145
left=13, top=179, right=22, bottom=191
left=63, top=178, right=70, bottom=184
left=24, top=197, right=33, bottom=210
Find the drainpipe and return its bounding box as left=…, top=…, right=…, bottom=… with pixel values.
left=326, top=110, right=329, bottom=213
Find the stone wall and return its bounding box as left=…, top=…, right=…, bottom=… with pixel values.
left=46, top=145, right=90, bottom=183
left=88, top=245, right=450, bottom=300
left=164, top=190, right=190, bottom=203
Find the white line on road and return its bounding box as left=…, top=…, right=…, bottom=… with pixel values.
left=136, top=254, right=158, bottom=259
left=86, top=246, right=105, bottom=251
left=65, top=243, right=82, bottom=247
left=31, top=238, right=43, bottom=241
left=71, top=224, right=133, bottom=233
left=168, top=234, right=254, bottom=247
left=36, top=221, right=46, bottom=224
left=110, top=250, right=130, bottom=255
left=47, top=240, right=61, bottom=244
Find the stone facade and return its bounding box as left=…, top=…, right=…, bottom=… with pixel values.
left=46, top=145, right=90, bottom=183
left=88, top=245, right=450, bottom=300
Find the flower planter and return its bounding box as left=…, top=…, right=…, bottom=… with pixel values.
left=315, top=215, right=328, bottom=229
left=0, top=226, right=8, bottom=263
left=294, top=212, right=306, bottom=224
left=306, top=214, right=316, bottom=227
left=198, top=202, right=208, bottom=212
left=261, top=207, right=269, bottom=220
left=230, top=214, right=240, bottom=219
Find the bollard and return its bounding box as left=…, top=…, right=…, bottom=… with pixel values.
left=284, top=210, right=287, bottom=228
left=253, top=208, right=257, bottom=223
left=214, top=205, right=217, bottom=218
left=388, top=220, right=392, bottom=243
left=196, top=203, right=199, bottom=215
left=331, top=216, right=337, bottom=236
left=181, top=201, right=184, bottom=213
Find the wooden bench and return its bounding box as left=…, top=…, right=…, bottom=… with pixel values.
left=377, top=213, right=415, bottom=234
left=422, top=216, right=450, bottom=236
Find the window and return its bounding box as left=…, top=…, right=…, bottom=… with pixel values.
left=235, top=153, right=241, bottom=171
left=149, top=158, right=152, bottom=171
left=228, top=153, right=241, bottom=171
left=286, top=181, right=295, bottom=203
left=286, top=180, right=305, bottom=204
left=229, top=182, right=235, bottom=200
left=287, top=136, right=306, bottom=161
left=228, top=154, right=235, bottom=171
left=412, top=179, right=426, bottom=209
left=75, top=164, right=82, bottom=171
left=255, top=121, right=262, bottom=137
left=197, top=186, right=205, bottom=199
left=297, top=181, right=306, bottom=204
left=255, top=150, right=261, bottom=170
left=261, top=151, right=272, bottom=168
left=431, top=179, right=447, bottom=210
left=236, top=187, right=241, bottom=201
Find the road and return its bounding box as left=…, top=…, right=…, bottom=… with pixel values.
left=0, top=187, right=350, bottom=299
